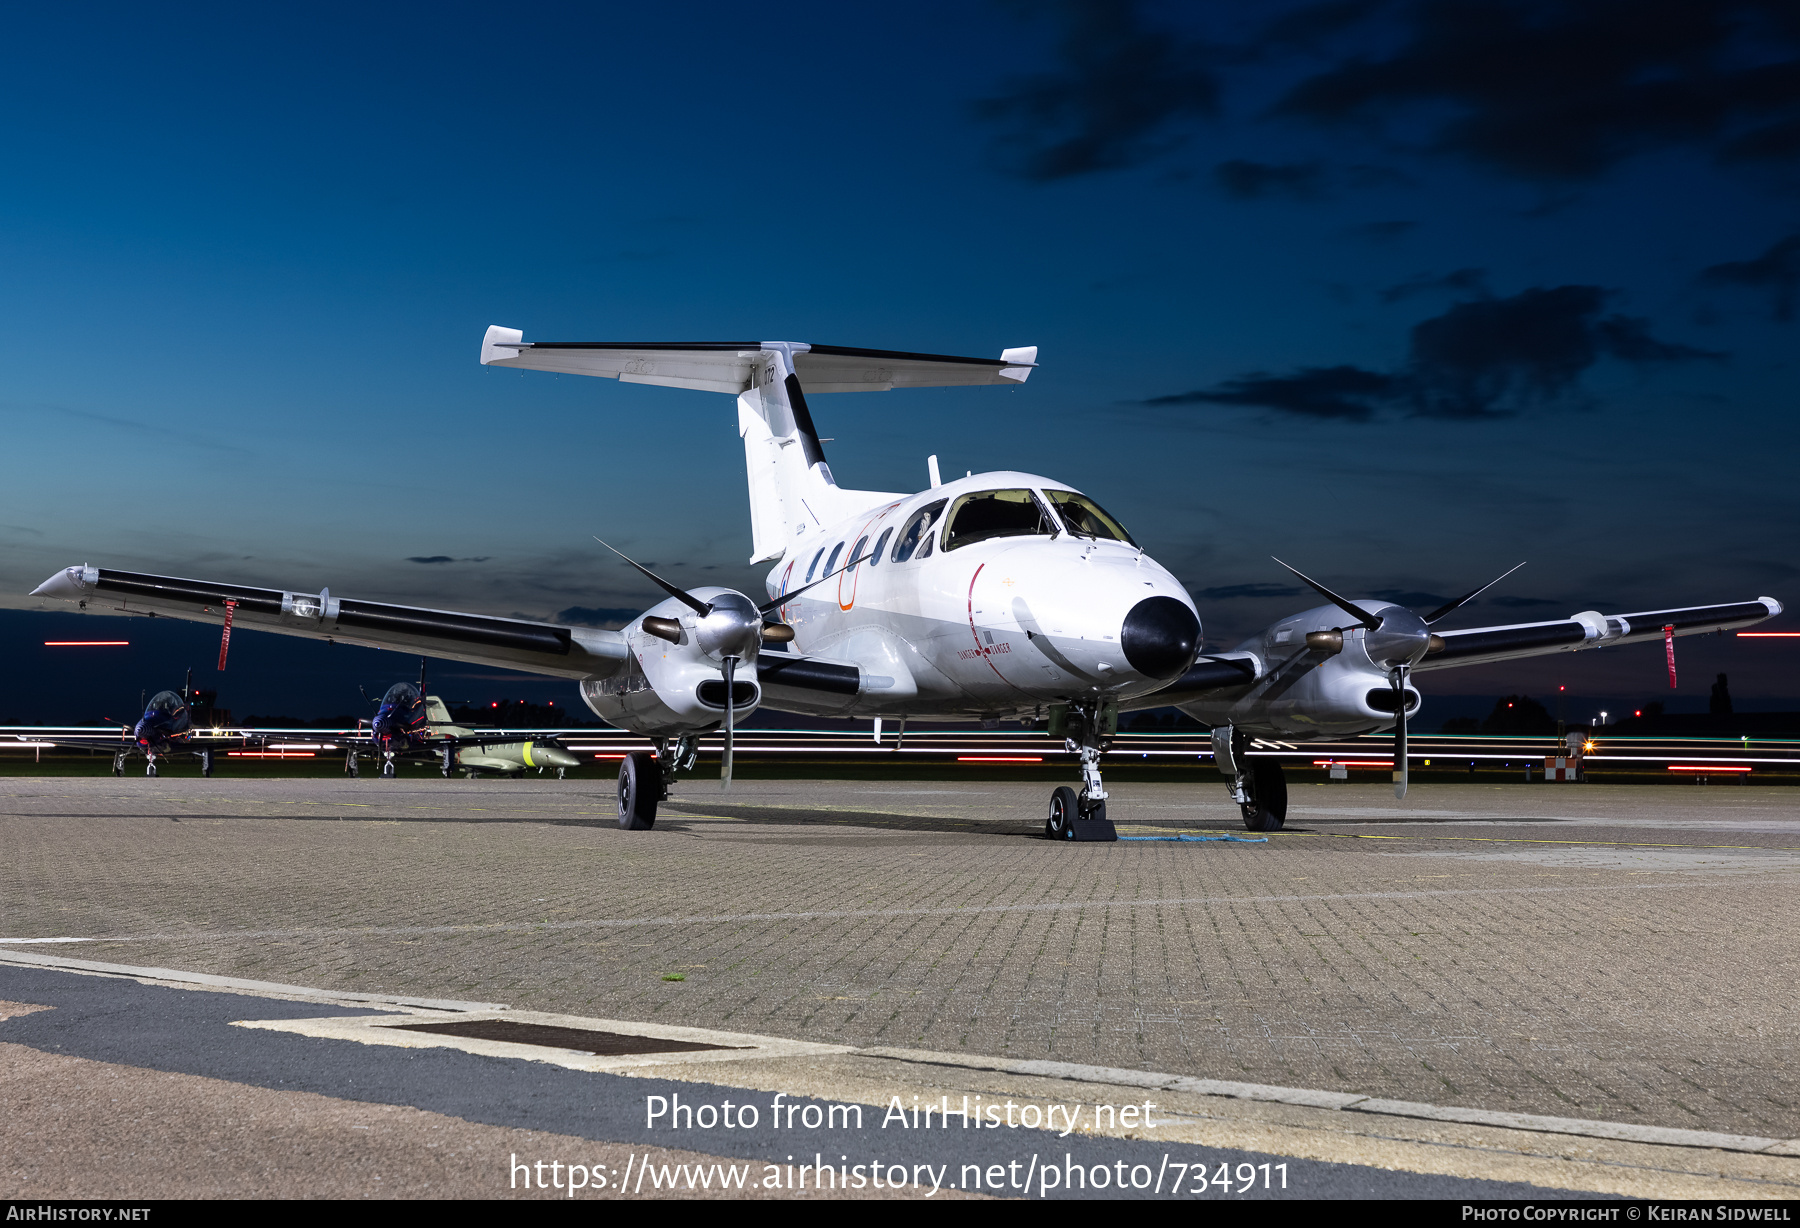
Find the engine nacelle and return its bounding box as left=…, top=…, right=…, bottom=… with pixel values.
left=1176, top=602, right=1422, bottom=738
left=578, top=591, right=762, bottom=736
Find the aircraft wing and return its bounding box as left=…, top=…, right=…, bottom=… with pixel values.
left=480, top=328, right=1037, bottom=394
left=1414, top=598, right=1781, bottom=671
left=30, top=565, right=631, bottom=681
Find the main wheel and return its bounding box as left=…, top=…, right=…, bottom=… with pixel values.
left=1046, top=786, right=1078, bottom=840
left=618, top=751, right=659, bottom=830
left=1240, top=760, right=1288, bottom=831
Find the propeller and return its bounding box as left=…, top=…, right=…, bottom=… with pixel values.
left=1270, top=558, right=1525, bottom=800
left=595, top=537, right=872, bottom=792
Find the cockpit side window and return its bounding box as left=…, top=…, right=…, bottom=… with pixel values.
left=1043, top=490, right=1136, bottom=546
left=804, top=547, right=825, bottom=583
left=870, top=527, right=893, bottom=565
left=824, top=542, right=844, bottom=576
left=942, top=489, right=1056, bottom=552
left=891, top=500, right=947, bottom=563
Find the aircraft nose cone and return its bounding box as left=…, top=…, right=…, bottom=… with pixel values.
left=1121, top=596, right=1200, bottom=679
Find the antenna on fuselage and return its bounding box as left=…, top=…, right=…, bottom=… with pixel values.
left=927, top=455, right=942, bottom=488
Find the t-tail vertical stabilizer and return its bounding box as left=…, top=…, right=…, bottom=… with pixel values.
left=480, top=328, right=1038, bottom=563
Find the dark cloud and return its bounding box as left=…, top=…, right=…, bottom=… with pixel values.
left=1214, top=159, right=1327, bottom=199
left=977, top=2, right=1800, bottom=186
left=555, top=606, right=642, bottom=628
left=1273, top=0, right=1800, bottom=180
left=974, top=0, right=1218, bottom=180
left=1488, top=594, right=1561, bottom=608
left=1193, top=583, right=1306, bottom=600
left=1148, top=365, right=1397, bottom=420
left=1148, top=285, right=1722, bottom=421
left=1371, top=588, right=1451, bottom=608
left=1700, top=233, right=1800, bottom=320
left=406, top=556, right=492, bottom=564
left=1381, top=267, right=1489, bottom=303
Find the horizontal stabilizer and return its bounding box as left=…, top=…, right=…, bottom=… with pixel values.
left=480, top=328, right=1037, bottom=394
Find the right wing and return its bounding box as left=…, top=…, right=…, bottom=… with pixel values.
left=31, top=565, right=630, bottom=681
left=1415, top=598, right=1781, bottom=671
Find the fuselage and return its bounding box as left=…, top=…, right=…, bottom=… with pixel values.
left=760, top=471, right=1200, bottom=720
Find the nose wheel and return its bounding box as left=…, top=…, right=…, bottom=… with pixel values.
left=618, top=750, right=659, bottom=830
left=1044, top=703, right=1118, bottom=842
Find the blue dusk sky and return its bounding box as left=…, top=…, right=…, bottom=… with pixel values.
left=3, top=0, right=1797, bottom=722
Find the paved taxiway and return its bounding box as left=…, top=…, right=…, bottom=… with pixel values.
left=3, top=776, right=1798, bottom=1198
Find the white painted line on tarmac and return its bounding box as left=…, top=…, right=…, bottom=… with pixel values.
left=6, top=950, right=1799, bottom=1163
left=0, top=949, right=505, bottom=1012
left=0, top=937, right=94, bottom=944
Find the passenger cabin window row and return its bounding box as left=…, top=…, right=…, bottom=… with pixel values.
left=798, top=488, right=1135, bottom=587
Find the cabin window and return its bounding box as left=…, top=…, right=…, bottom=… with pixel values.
left=891, top=500, right=947, bottom=563
left=805, top=547, right=825, bottom=583
left=870, top=527, right=893, bottom=566
left=850, top=535, right=869, bottom=567
left=824, top=542, right=844, bottom=576
left=1043, top=490, right=1136, bottom=546
left=942, top=489, right=1057, bottom=552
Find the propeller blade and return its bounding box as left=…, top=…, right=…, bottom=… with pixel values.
left=1271, top=557, right=1382, bottom=631
left=594, top=537, right=712, bottom=616
left=755, top=549, right=873, bottom=616
left=720, top=656, right=736, bottom=793
left=1420, top=561, right=1527, bottom=625
left=1392, top=666, right=1409, bottom=800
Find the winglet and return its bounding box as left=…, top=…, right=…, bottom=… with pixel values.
left=481, top=325, right=526, bottom=366
left=999, top=346, right=1038, bottom=383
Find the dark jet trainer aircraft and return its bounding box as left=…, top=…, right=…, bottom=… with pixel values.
left=32, top=673, right=264, bottom=776
left=345, top=664, right=583, bottom=780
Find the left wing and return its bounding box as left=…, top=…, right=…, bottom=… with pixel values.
left=30, top=565, right=631, bottom=681
left=1415, top=598, right=1781, bottom=671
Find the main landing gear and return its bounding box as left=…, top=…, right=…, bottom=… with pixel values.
left=617, top=734, right=698, bottom=831
left=1044, top=702, right=1118, bottom=842
left=1213, top=725, right=1287, bottom=832
left=113, top=752, right=126, bottom=777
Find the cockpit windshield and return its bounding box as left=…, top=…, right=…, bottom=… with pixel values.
left=1043, top=490, right=1136, bottom=545
left=380, top=682, right=421, bottom=707
left=941, top=489, right=1057, bottom=552
left=143, top=691, right=185, bottom=717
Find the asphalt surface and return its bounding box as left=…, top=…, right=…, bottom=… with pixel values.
left=3, top=773, right=1797, bottom=1197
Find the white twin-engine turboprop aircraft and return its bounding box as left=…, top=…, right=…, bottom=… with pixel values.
left=32, top=328, right=1781, bottom=839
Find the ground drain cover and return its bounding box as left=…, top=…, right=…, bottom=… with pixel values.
left=386, top=1019, right=747, bottom=1056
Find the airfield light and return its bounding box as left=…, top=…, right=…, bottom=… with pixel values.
left=956, top=756, right=1043, bottom=763
left=1668, top=765, right=1752, bottom=773
left=44, top=641, right=129, bottom=646
left=1634, top=710, right=1642, bottom=717
left=1737, top=632, right=1800, bottom=637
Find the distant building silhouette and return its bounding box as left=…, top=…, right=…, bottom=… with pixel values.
left=1711, top=673, right=1733, bottom=716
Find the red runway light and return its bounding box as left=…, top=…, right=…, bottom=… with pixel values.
left=1737, top=632, right=1800, bottom=637
left=955, top=756, right=1043, bottom=763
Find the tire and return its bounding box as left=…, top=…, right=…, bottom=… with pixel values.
left=1081, top=797, right=1108, bottom=824
left=146, top=762, right=158, bottom=778
left=618, top=751, right=659, bottom=830
left=1240, top=760, right=1287, bottom=832
left=382, top=761, right=396, bottom=779
left=1046, top=786, right=1078, bottom=840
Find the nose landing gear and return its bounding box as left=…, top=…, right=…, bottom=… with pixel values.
left=1213, top=725, right=1286, bottom=831
left=1044, top=702, right=1118, bottom=842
